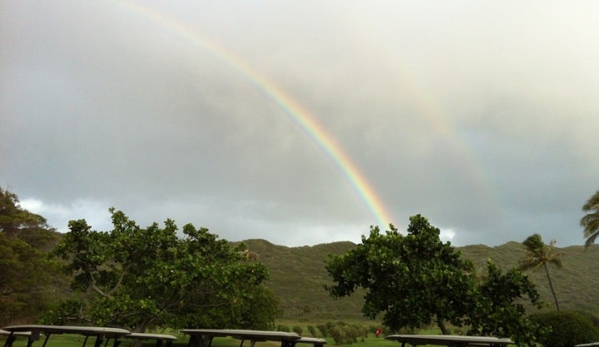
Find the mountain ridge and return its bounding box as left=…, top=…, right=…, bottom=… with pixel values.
left=235, top=239, right=599, bottom=322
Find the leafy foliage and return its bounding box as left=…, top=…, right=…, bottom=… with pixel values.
left=325, top=215, right=475, bottom=334
left=276, top=324, right=290, bottom=332
left=235, top=283, right=280, bottom=330
left=316, top=324, right=328, bottom=337
left=581, top=190, right=599, bottom=247
left=466, top=261, right=545, bottom=346
left=325, top=215, right=544, bottom=345
left=292, top=325, right=303, bottom=335
left=328, top=321, right=364, bottom=345
left=53, top=208, right=278, bottom=331
left=0, top=188, right=63, bottom=325
left=0, top=188, right=59, bottom=250
left=530, top=310, right=599, bottom=347
left=38, top=299, right=87, bottom=325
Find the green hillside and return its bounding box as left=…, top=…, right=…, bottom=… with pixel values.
left=460, top=242, right=599, bottom=313
left=238, top=239, right=599, bottom=323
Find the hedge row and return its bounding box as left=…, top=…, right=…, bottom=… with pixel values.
left=276, top=321, right=382, bottom=345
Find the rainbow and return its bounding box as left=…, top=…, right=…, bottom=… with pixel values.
left=106, top=0, right=395, bottom=229
left=349, top=11, right=498, bottom=210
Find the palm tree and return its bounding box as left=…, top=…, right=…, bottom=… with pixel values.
left=519, top=233, right=564, bottom=311
left=581, top=190, right=599, bottom=247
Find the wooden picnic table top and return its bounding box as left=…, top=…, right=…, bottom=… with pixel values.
left=385, top=334, right=514, bottom=347
left=1, top=325, right=131, bottom=347
left=1, top=325, right=130, bottom=336
left=0, top=330, right=31, bottom=337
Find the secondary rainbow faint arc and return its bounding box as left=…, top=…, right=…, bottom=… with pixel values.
left=109, top=0, right=394, bottom=228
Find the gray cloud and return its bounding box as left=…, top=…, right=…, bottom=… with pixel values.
left=2, top=0, right=597, bottom=247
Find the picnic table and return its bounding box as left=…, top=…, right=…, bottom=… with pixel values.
left=0, top=329, right=31, bottom=345
left=576, top=344, right=599, bottom=347
left=0, top=330, right=31, bottom=337
left=1, top=325, right=130, bottom=347
left=385, top=334, right=514, bottom=347
left=181, top=329, right=326, bottom=347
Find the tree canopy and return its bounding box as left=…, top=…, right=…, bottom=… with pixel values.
left=52, top=208, right=278, bottom=331
left=467, top=261, right=545, bottom=345
left=325, top=216, right=474, bottom=335
left=0, top=187, right=63, bottom=325
left=325, top=215, right=544, bottom=346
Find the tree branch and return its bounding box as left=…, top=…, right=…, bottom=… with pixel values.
left=107, top=264, right=130, bottom=296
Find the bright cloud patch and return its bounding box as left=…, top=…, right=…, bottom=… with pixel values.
left=20, top=198, right=111, bottom=232
left=440, top=228, right=456, bottom=243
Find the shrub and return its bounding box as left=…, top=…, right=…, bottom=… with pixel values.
left=530, top=310, right=599, bottom=347
left=368, top=325, right=379, bottom=335
left=276, top=324, right=290, bottom=332
left=355, top=324, right=368, bottom=342
left=307, top=325, right=317, bottom=337
left=37, top=299, right=86, bottom=325
left=330, top=325, right=351, bottom=345
left=317, top=324, right=328, bottom=337
left=292, top=325, right=303, bottom=335
left=326, top=321, right=362, bottom=345
left=326, top=321, right=339, bottom=332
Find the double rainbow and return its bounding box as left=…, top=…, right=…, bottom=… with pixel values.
left=107, top=0, right=395, bottom=229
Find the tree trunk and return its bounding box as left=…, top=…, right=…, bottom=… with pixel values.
left=132, top=320, right=150, bottom=347
left=544, top=264, right=560, bottom=311
left=436, top=315, right=449, bottom=335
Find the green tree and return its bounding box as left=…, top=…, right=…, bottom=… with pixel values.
left=581, top=190, right=599, bottom=247
left=325, top=215, right=474, bottom=334
left=0, top=188, right=63, bottom=325
left=519, top=234, right=563, bottom=311
left=0, top=188, right=59, bottom=250
left=467, top=261, right=545, bottom=346
left=236, top=284, right=280, bottom=330
left=53, top=208, right=278, bottom=331
left=325, top=214, right=544, bottom=346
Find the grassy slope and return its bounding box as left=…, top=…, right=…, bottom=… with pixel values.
left=239, top=239, right=366, bottom=322
left=239, top=239, right=599, bottom=322
left=460, top=241, right=599, bottom=313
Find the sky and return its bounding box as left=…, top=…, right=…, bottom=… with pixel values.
left=1, top=0, right=598, bottom=247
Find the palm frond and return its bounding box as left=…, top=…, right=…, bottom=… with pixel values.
left=585, top=231, right=599, bottom=248
left=522, top=234, right=544, bottom=252
left=548, top=258, right=563, bottom=269
left=582, top=190, right=599, bottom=212
left=520, top=234, right=563, bottom=269
left=581, top=213, right=599, bottom=228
